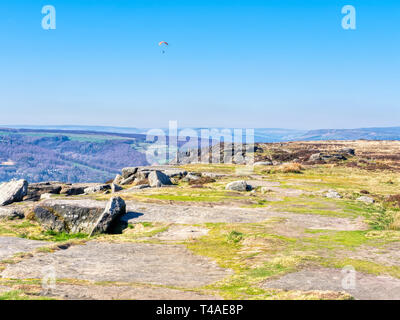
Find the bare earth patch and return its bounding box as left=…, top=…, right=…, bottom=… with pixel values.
left=0, top=237, right=48, bottom=260
left=1, top=241, right=232, bottom=288
left=261, top=267, right=400, bottom=300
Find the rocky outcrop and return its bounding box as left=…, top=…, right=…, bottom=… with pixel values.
left=172, top=143, right=255, bottom=165
left=121, top=167, right=138, bottom=179
left=163, top=169, right=187, bottom=178
left=127, top=184, right=150, bottom=190
left=24, top=181, right=102, bottom=200
left=111, top=183, right=122, bottom=193
left=113, top=174, right=123, bottom=185
left=182, top=172, right=201, bottom=182
left=84, top=184, right=111, bottom=194
left=40, top=193, right=53, bottom=200
left=34, top=197, right=126, bottom=235
left=116, top=166, right=184, bottom=187
left=0, top=207, right=24, bottom=220
left=120, top=175, right=136, bottom=186
left=90, top=197, right=126, bottom=236
left=340, top=148, right=355, bottom=156
left=309, top=149, right=355, bottom=162
left=225, top=180, right=251, bottom=192
left=24, top=182, right=63, bottom=201
left=60, top=185, right=85, bottom=196
left=60, top=183, right=99, bottom=196
left=148, top=171, right=172, bottom=188
left=0, top=179, right=28, bottom=206
left=254, top=161, right=273, bottom=166
left=202, top=172, right=226, bottom=179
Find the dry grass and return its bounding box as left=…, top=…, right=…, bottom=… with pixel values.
left=385, top=195, right=400, bottom=207
left=188, top=176, right=216, bottom=186
left=389, top=212, right=400, bottom=230
left=277, top=163, right=304, bottom=173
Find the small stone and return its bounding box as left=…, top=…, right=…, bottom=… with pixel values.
left=357, top=196, right=375, bottom=204
left=225, top=180, right=251, bottom=192
left=325, top=190, right=342, bottom=199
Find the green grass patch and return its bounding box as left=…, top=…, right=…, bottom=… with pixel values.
left=0, top=290, right=55, bottom=300
left=227, top=231, right=244, bottom=243
left=39, top=230, right=88, bottom=242
left=304, top=230, right=370, bottom=249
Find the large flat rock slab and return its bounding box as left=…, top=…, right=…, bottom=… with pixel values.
left=47, top=284, right=220, bottom=300
left=125, top=202, right=275, bottom=224
left=124, top=202, right=368, bottom=231
left=1, top=242, right=232, bottom=288
left=154, top=225, right=209, bottom=241
left=261, top=267, right=400, bottom=300
left=0, top=237, right=48, bottom=261
left=335, top=243, right=400, bottom=267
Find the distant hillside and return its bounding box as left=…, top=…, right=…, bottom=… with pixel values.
left=0, top=128, right=150, bottom=183
left=9, top=125, right=400, bottom=142
left=0, top=127, right=215, bottom=183
left=1, top=125, right=399, bottom=183
left=298, top=127, right=400, bottom=141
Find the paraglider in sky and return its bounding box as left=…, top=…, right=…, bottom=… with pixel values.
left=159, top=41, right=168, bottom=54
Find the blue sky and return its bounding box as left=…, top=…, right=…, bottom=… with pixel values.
left=0, top=0, right=399, bottom=129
